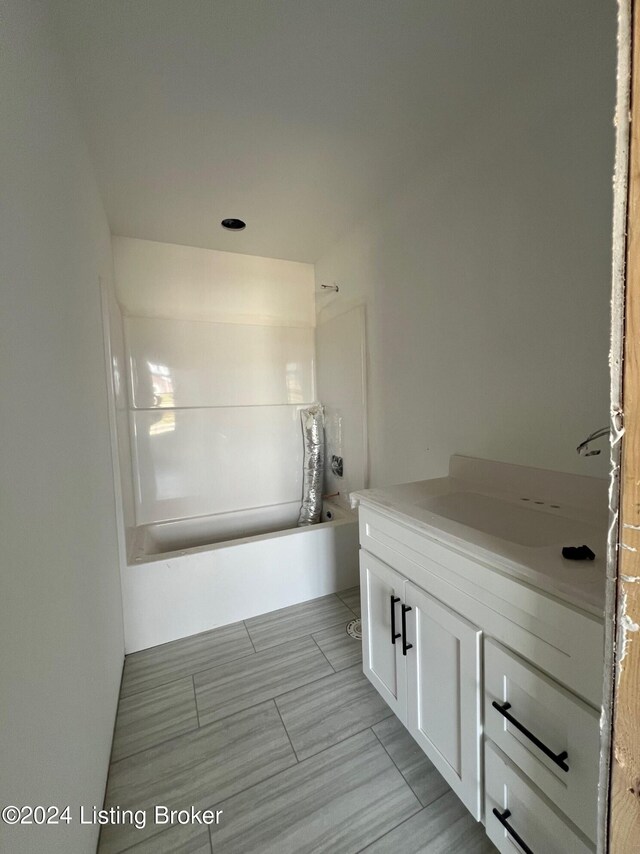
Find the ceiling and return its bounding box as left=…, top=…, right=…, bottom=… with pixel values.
left=51, top=1, right=589, bottom=263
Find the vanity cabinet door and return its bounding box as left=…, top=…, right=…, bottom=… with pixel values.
left=359, top=550, right=408, bottom=722
left=404, top=581, right=482, bottom=819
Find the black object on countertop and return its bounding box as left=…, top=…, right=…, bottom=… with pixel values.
left=562, top=545, right=596, bottom=561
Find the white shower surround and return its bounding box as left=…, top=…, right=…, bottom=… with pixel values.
left=114, top=236, right=318, bottom=526
left=122, top=500, right=358, bottom=652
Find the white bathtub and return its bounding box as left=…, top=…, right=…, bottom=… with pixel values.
left=131, top=500, right=350, bottom=560
left=122, top=499, right=359, bottom=652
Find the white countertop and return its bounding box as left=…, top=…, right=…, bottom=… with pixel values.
left=351, top=456, right=608, bottom=617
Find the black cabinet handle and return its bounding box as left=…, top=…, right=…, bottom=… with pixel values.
left=390, top=596, right=401, bottom=644
left=492, top=809, right=534, bottom=854
left=492, top=701, right=569, bottom=772
left=401, top=604, right=413, bottom=656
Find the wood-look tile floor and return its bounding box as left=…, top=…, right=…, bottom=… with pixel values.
left=99, top=589, right=496, bottom=854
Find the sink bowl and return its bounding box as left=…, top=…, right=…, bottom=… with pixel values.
left=420, top=492, right=586, bottom=548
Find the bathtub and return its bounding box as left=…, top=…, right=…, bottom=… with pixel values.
left=131, top=500, right=350, bottom=560
left=122, top=499, right=359, bottom=652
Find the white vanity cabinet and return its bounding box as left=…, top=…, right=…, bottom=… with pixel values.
left=357, top=501, right=603, bottom=854
left=360, top=550, right=483, bottom=818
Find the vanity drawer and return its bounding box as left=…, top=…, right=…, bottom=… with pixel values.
left=484, top=639, right=599, bottom=842
left=485, top=742, right=594, bottom=854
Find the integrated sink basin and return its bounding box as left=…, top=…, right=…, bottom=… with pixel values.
left=351, top=455, right=608, bottom=615
left=419, top=491, right=588, bottom=548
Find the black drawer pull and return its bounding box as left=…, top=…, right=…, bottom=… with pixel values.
left=492, top=701, right=569, bottom=772
left=492, top=808, right=534, bottom=854
left=401, top=604, right=413, bottom=656
left=390, top=596, right=401, bottom=644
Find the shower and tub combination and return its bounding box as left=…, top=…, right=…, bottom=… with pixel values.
left=123, top=403, right=358, bottom=653
left=105, top=237, right=365, bottom=653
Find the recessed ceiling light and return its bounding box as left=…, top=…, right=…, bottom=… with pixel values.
left=221, top=218, right=246, bottom=231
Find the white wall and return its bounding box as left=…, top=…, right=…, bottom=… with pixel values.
left=0, top=3, right=124, bottom=852
left=112, top=237, right=316, bottom=525
left=315, top=7, right=615, bottom=488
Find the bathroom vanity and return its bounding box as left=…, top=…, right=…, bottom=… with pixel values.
left=351, top=456, right=607, bottom=854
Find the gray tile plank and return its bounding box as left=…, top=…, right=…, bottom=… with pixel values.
left=245, top=594, right=353, bottom=651
left=373, top=714, right=449, bottom=807
left=209, top=729, right=421, bottom=854
left=276, top=664, right=392, bottom=760
left=105, top=821, right=211, bottom=854
left=361, top=790, right=497, bottom=853
left=312, top=623, right=361, bottom=671
left=111, top=677, right=199, bottom=762
left=195, top=635, right=333, bottom=726
left=121, top=622, right=254, bottom=697
left=336, top=586, right=361, bottom=616
left=99, top=701, right=295, bottom=853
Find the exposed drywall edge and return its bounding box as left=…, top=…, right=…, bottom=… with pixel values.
left=600, top=2, right=633, bottom=850
left=618, top=590, right=640, bottom=669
